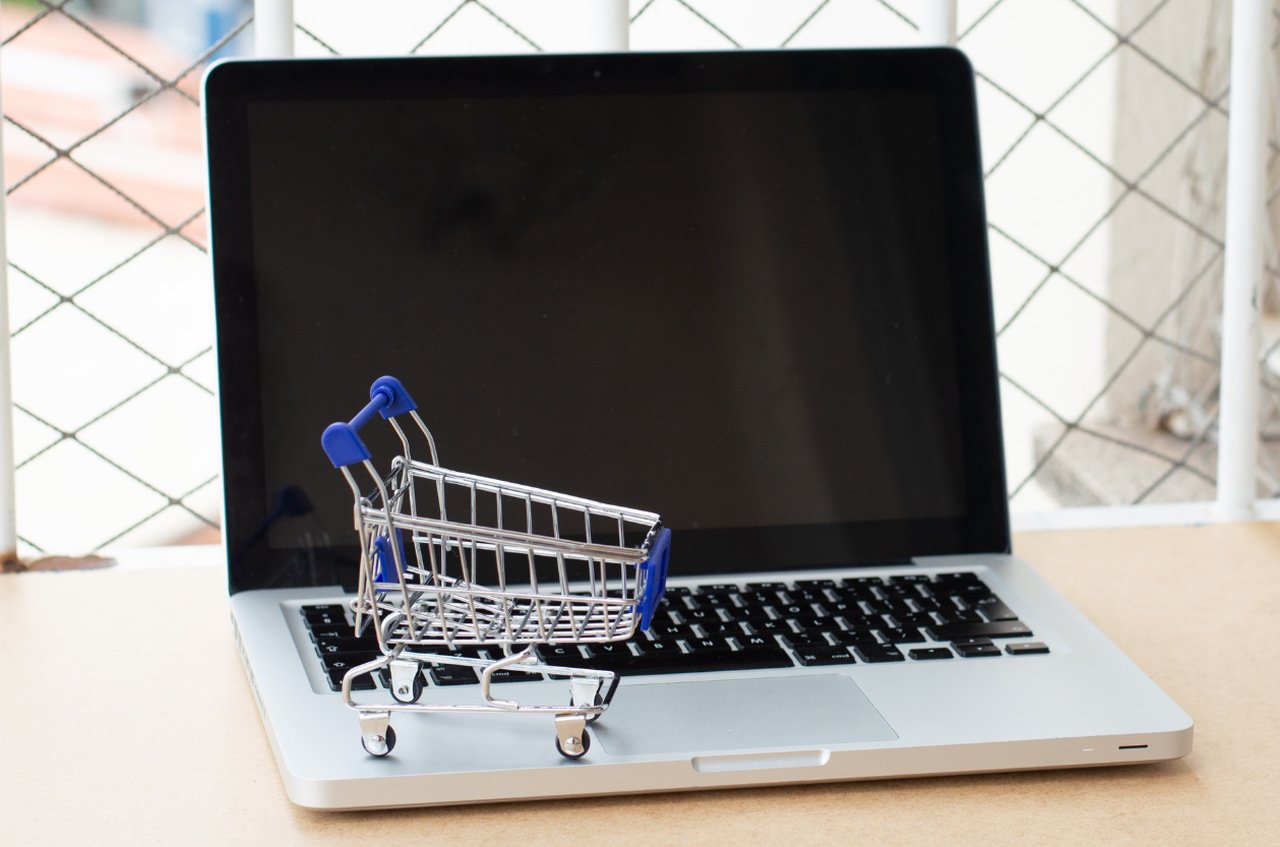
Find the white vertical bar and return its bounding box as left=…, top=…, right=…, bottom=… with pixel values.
left=254, top=0, right=296, bottom=58
left=917, top=0, right=958, bottom=46
left=550, top=0, right=629, bottom=52
left=1215, top=0, right=1271, bottom=521
left=0, top=51, right=18, bottom=565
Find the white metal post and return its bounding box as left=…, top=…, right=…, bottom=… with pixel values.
left=0, top=51, right=19, bottom=566
left=550, top=0, right=629, bottom=52
left=918, top=0, right=958, bottom=46
left=254, top=0, right=296, bottom=58
left=1215, top=0, right=1272, bottom=521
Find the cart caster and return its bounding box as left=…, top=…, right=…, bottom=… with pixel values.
left=389, top=660, right=424, bottom=704
left=555, top=729, right=591, bottom=759
left=361, top=725, right=397, bottom=757
left=358, top=711, right=396, bottom=757
left=554, top=714, right=591, bottom=760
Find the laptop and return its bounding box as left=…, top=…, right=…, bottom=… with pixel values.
left=202, top=47, right=1192, bottom=810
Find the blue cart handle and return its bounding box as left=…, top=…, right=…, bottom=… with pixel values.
left=321, top=376, right=418, bottom=468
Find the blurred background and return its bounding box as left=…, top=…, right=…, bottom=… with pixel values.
left=1, top=0, right=1277, bottom=555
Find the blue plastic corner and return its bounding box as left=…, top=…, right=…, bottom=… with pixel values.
left=321, top=422, right=371, bottom=468
left=372, top=536, right=391, bottom=582
left=372, top=529, right=405, bottom=582
left=637, top=527, right=671, bottom=631
left=370, top=376, right=417, bottom=418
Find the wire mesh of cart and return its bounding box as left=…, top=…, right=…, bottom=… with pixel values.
left=321, top=376, right=671, bottom=759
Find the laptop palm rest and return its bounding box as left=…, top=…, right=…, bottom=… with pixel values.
left=593, top=675, right=897, bottom=757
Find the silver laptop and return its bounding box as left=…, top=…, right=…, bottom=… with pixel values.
left=203, top=47, right=1192, bottom=810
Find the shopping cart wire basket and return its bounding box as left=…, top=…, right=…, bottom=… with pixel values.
left=321, top=376, right=671, bottom=758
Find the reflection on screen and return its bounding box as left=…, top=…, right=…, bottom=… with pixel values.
left=245, top=88, right=965, bottom=569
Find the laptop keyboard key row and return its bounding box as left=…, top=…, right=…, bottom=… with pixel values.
left=298, top=571, right=1041, bottom=688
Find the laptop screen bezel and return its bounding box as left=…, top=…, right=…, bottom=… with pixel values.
left=203, top=48, right=1011, bottom=595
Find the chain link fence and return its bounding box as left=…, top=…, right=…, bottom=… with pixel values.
left=2, top=0, right=1276, bottom=554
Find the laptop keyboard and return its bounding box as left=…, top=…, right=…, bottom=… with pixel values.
left=300, top=572, right=1047, bottom=691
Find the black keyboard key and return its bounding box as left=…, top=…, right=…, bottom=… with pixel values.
left=322, top=652, right=378, bottom=673
left=934, top=572, right=982, bottom=584
left=746, top=582, right=787, bottom=590
left=648, top=609, right=680, bottom=626
left=829, top=629, right=882, bottom=649
left=842, top=576, right=885, bottom=588
left=686, top=593, right=734, bottom=609
left=793, top=645, right=856, bottom=666
left=303, top=603, right=347, bottom=615
left=430, top=665, right=479, bottom=685
left=976, top=597, right=1019, bottom=622
left=651, top=622, right=697, bottom=640
left=793, top=578, right=837, bottom=588
left=908, top=647, right=954, bottom=661
left=910, top=595, right=943, bottom=611
left=633, top=638, right=680, bottom=655
left=888, top=612, right=936, bottom=628
left=851, top=612, right=892, bottom=631
left=586, top=644, right=794, bottom=676
left=954, top=642, right=1002, bottom=658
left=1006, top=642, right=1050, bottom=655
left=328, top=669, right=376, bottom=690
left=737, top=634, right=780, bottom=650
left=852, top=643, right=904, bottom=663
left=539, top=644, right=587, bottom=664
left=738, top=591, right=778, bottom=607
left=435, top=646, right=490, bottom=661
left=884, top=600, right=916, bottom=616
left=690, top=645, right=794, bottom=672
left=954, top=609, right=986, bottom=623
left=315, top=636, right=376, bottom=654
left=697, top=618, right=745, bottom=635
left=303, top=604, right=347, bottom=622
left=876, top=627, right=925, bottom=644
left=794, top=615, right=839, bottom=632
left=487, top=669, right=540, bottom=683
left=308, top=626, right=355, bottom=641
left=929, top=620, right=1033, bottom=641
left=776, top=604, right=810, bottom=618
left=747, top=618, right=790, bottom=635
left=783, top=632, right=831, bottom=649
left=584, top=643, right=633, bottom=660
left=686, top=636, right=734, bottom=652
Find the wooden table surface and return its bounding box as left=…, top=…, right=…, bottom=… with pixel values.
left=2, top=523, right=1277, bottom=846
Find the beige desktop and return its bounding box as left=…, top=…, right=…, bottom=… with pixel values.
left=0, top=521, right=1272, bottom=844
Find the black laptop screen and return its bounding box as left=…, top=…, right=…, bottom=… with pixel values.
left=205, top=50, right=1009, bottom=592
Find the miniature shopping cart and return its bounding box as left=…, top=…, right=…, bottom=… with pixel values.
left=321, top=376, right=670, bottom=759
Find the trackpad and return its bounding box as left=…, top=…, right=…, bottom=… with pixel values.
left=593, top=674, right=897, bottom=756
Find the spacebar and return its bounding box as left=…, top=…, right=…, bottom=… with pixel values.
left=588, top=646, right=794, bottom=676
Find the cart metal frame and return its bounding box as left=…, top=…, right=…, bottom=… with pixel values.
left=322, top=376, right=670, bottom=758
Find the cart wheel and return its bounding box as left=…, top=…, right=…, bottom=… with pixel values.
left=391, top=671, right=425, bottom=704
left=361, top=725, right=397, bottom=757
left=555, top=728, right=591, bottom=760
